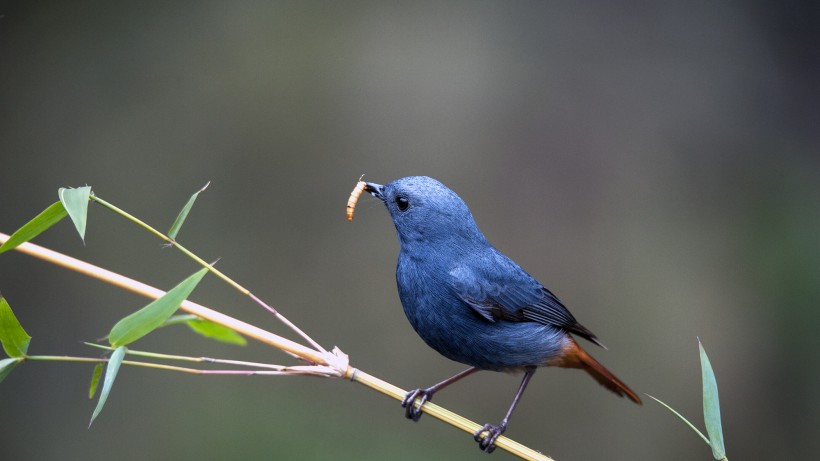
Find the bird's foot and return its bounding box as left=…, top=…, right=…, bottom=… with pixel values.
left=401, top=388, right=434, bottom=422
left=473, top=421, right=508, bottom=453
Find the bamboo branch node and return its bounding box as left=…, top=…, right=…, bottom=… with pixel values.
left=324, top=346, right=352, bottom=378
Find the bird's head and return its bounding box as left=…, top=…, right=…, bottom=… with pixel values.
left=365, top=176, right=485, bottom=248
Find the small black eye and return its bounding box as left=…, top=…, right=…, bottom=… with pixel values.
left=395, top=196, right=410, bottom=211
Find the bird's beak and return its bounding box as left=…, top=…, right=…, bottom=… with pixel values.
left=364, top=182, right=385, bottom=201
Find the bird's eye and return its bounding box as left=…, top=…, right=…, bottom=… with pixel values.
left=395, top=196, right=410, bottom=211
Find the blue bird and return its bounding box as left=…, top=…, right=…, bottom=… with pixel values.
left=363, top=176, right=641, bottom=453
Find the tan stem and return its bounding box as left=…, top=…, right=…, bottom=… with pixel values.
left=1, top=233, right=325, bottom=365
left=0, top=232, right=552, bottom=461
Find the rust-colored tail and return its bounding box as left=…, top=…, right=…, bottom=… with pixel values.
left=551, top=338, right=642, bottom=404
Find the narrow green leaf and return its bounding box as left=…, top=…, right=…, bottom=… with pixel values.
left=0, top=293, right=32, bottom=357
left=89, top=345, right=126, bottom=427
left=646, top=394, right=711, bottom=446
left=186, top=318, right=247, bottom=346
left=108, top=268, right=208, bottom=347
left=700, top=340, right=726, bottom=459
left=168, top=181, right=210, bottom=240
left=58, top=186, right=92, bottom=243
left=0, top=357, right=21, bottom=383
left=88, top=363, right=104, bottom=399
left=161, top=314, right=199, bottom=327
left=0, top=201, right=67, bottom=255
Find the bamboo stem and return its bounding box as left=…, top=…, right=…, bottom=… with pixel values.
left=0, top=232, right=552, bottom=461
left=350, top=369, right=549, bottom=460
left=2, top=232, right=326, bottom=365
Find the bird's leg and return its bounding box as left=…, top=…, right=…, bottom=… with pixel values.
left=402, top=366, right=480, bottom=421
left=474, top=366, right=537, bottom=453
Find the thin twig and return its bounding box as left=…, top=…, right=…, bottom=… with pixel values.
left=84, top=342, right=319, bottom=371
left=89, top=195, right=329, bottom=355
left=24, top=355, right=329, bottom=376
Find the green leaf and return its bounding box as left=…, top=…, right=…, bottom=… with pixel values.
left=168, top=181, right=210, bottom=240
left=0, top=201, right=67, bottom=255
left=186, top=318, right=247, bottom=346
left=88, top=363, right=104, bottom=399
left=646, top=394, right=711, bottom=446
left=0, top=357, right=21, bottom=383
left=89, top=345, right=126, bottom=427
left=160, top=314, right=246, bottom=345
left=58, top=186, right=92, bottom=243
left=0, top=293, right=32, bottom=357
left=108, top=268, right=208, bottom=347
left=161, top=314, right=199, bottom=327
left=700, top=339, right=726, bottom=459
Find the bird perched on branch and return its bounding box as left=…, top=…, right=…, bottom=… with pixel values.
left=362, top=176, right=641, bottom=453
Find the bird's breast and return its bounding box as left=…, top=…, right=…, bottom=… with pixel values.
left=395, top=254, right=568, bottom=371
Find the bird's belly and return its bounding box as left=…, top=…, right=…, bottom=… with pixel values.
left=403, top=301, right=569, bottom=371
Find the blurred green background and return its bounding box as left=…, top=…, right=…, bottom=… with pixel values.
left=1, top=2, right=818, bottom=460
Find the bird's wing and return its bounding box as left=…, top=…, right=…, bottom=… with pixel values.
left=449, top=252, right=605, bottom=348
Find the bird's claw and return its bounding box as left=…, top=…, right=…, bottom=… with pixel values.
left=474, top=422, right=507, bottom=453
left=401, top=388, right=432, bottom=422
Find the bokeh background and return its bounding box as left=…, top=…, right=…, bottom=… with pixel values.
left=1, top=2, right=818, bottom=460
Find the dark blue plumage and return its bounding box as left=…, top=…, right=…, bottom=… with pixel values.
left=364, top=176, right=640, bottom=453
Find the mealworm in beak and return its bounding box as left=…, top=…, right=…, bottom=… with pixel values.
left=347, top=175, right=366, bottom=221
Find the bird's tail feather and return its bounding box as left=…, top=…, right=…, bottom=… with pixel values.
left=553, top=338, right=642, bottom=404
